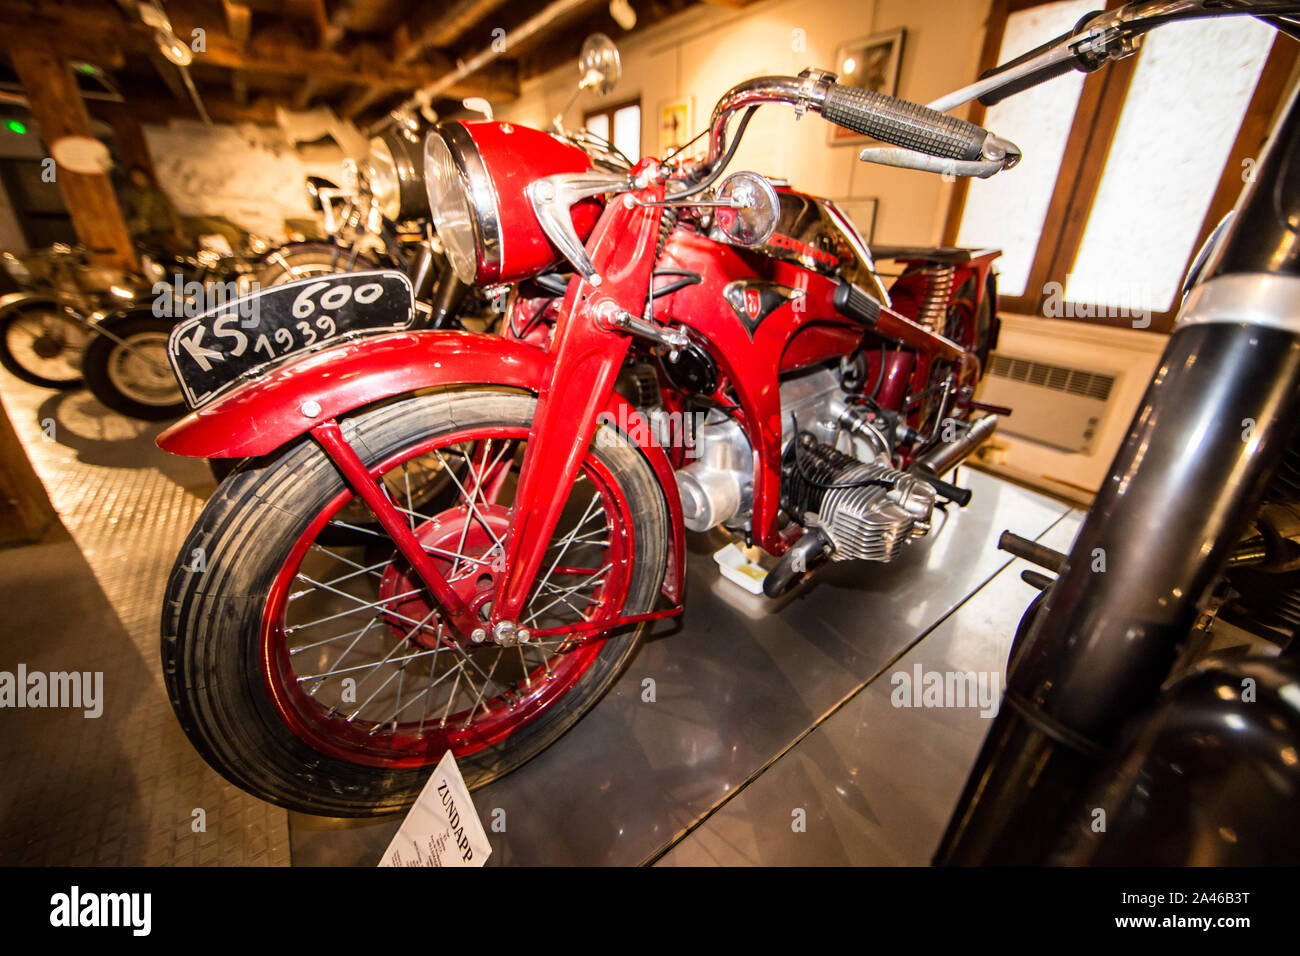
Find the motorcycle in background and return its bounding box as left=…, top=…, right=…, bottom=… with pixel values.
left=259, top=131, right=485, bottom=334
left=82, top=248, right=259, bottom=421
left=154, top=31, right=1015, bottom=816
left=0, top=242, right=255, bottom=420
left=0, top=243, right=138, bottom=389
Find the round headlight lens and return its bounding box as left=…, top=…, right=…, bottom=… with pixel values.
left=365, top=137, right=401, bottom=221
left=423, top=132, right=479, bottom=285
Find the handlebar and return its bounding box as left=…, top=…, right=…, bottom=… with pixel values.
left=933, top=1, right=1300, bottom=115
left=689, top=71, right=1019, bottom=193
left=974, top=11, right=1104, bottom=107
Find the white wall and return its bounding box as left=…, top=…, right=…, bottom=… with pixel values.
left=499, top=0, right=991, bottom=246
left=142, top=120, right=348, bottom=239
left=973, top=313, right=1167, bottom=502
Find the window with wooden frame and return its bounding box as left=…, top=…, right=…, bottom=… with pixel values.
left=583, top=97, right=641, bottom=166
left=945, top=0, right=1296, bottom=334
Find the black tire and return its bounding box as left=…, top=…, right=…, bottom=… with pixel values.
left=256, top=244, right=379, bottom=287
left=163, top=390, right=668, bottom=816
left=206, top=451, right=463, bottom=548
left=81, top=312, right=186, bottom=420
left=0, top=300, right=89, bottom=389
left=207, top=457, right=240, bottom=483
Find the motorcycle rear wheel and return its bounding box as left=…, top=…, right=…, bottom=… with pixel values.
left=0, top=301, right=90, bottom=389
left=81, top=312, right=186, bottom=420
left=163, top=390, right=668, bottom=816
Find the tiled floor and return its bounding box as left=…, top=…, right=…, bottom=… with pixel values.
left=0, top=373, right=290, bottom=866
left=0, top=367, right=1081, bottom=866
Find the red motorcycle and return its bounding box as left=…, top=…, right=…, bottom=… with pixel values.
left=157, top=65, right=1019, bottom=815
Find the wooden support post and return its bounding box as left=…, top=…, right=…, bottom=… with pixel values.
left=0, top=400, right=56, bottom=546
left=98, top=103, right=156, bottom=182
left=6, top=41, right=137, bottom=273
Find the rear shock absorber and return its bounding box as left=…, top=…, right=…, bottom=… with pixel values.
left=917, top=264, right=956, bottom=333
left=655, top=207, right=679, bottom=260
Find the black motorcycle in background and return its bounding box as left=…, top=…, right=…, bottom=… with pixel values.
left=0, top=242, right=255, bottom=418
left=257, top=123, right=481, bottom=334
left=932, top=0, right=1300, bottom=865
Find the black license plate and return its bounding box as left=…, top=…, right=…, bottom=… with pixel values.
left=167, top=270, right=415, bottom=409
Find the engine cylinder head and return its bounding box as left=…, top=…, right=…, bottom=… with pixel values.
left=782, top=435, right=935, bottom=562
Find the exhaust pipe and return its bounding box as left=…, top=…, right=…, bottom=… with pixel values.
left=912, top=413, right=998, bottom=477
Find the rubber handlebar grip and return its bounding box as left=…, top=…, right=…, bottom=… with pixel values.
left=821, top=84, right=987, bottom=161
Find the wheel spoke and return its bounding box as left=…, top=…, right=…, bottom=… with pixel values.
left=273, top=413, right=633, bottom=755
left=462, top=653, right=502, bottom=728
left=531, top=493, right=602, bottom=609
left=524, top=563, right=611, bottom=625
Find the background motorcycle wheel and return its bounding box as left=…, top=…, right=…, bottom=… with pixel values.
left=0, top=300, right=90, bottom=388
left=81, top=312, right=186, bottom=420
left=944, top=274, right=997, bottom=372
left=256, top=244, right=379, bottom=287
left=163, top=390, right=668, bottom=817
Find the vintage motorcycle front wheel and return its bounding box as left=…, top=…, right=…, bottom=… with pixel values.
left=162, top=390, right=667, bottom=816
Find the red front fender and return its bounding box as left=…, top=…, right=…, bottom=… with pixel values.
left=157, top=329, right=685, bottom=602
left=157, top=331, right=547, bottom=458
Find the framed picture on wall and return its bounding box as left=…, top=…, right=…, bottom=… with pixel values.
left=828, top=28, right=905, bottom=146
left=832, top=197, right=879, bottom=245
left=658, top=97, right=695, bottom=156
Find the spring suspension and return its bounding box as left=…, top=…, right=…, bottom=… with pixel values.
left=917, top=264, right=956, bottom=333
left=655, top=208, right=679, bottom=260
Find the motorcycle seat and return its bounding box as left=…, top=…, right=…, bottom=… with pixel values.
left=869, top=245, right=993, bottom=264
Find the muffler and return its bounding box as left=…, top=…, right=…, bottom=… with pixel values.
left=912, top=413, right=998, bottom=476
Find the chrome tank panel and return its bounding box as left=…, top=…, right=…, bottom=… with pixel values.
left=713, top=189, right=889, bottom=305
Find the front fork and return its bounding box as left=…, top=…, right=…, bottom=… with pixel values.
left=935, top=319, right=1300, bottom=863
left=308, top=182, right=667, bottom=642
left=936, top=74, right=1300, bottom=863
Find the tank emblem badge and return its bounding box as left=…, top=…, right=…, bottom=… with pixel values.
left=723, top=280, right=804, bottom=337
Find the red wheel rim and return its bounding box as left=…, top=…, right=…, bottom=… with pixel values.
left=259, top=425, right=636, bottom=768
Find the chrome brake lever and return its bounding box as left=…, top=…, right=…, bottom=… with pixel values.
left=859, top=130, right=1021, bottom=179
left=857, top=147, right=1006, bottom=178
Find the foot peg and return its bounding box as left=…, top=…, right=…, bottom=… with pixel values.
left=763, top=527, right=833, bottom=598
left=907, top=464, right=973, bottom=506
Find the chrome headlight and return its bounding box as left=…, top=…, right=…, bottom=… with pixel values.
left=365, top=137, right=400, bottom=220
left=365, top=127, right=425, bottom=223
left=423, top=126, right=499, bottom=285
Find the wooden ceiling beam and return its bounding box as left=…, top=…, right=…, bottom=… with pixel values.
left=397, top=0, right=513, bottom=65
left=223, top=0, right=253, bottom=107
left=5, top=40, right=137, bottom=272
left=96, top=89, right=284, bottom=126
left=0, top=2, right=520, bottom=102
left=283, top=0, right=331, bottom=45
left=340, top=0, right=516, bottom=121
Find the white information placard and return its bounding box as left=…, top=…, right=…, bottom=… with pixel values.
left=378, top=751, right=492, bottom=867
